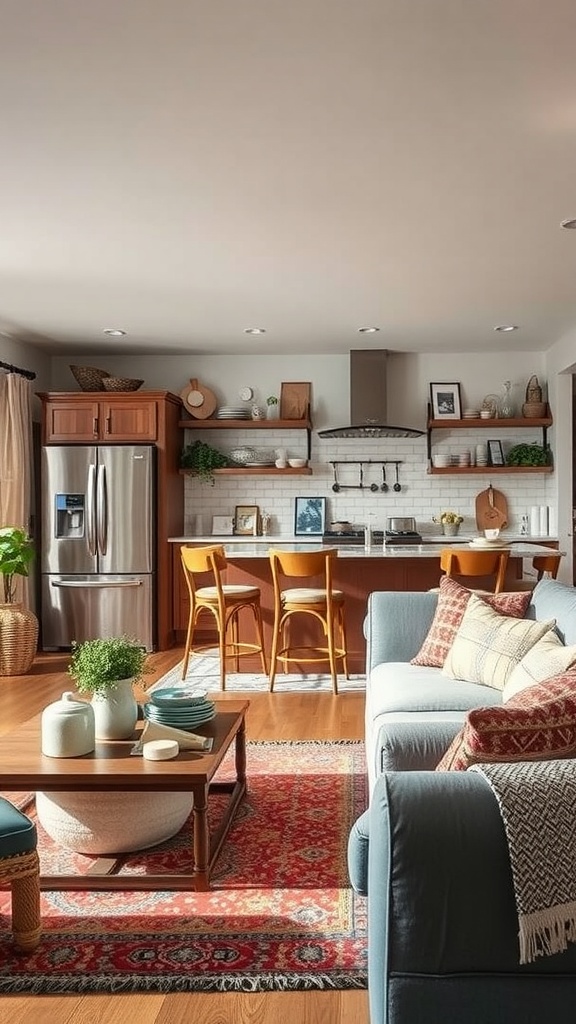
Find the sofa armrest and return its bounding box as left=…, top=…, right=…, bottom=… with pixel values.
left=365, top=592, right=438, bottom=674
left=368, top=771, right=576, bottom=1023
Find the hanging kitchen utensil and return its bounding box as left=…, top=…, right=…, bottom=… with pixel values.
left=475, top=485, right=508, bottom=530
left=393, top=464, right=401, bottom=492
left=381, top=465, right=388, bottom=492
left=180, top=378, right=217, bottom=419
left=332, top=464, right=341, bottom=493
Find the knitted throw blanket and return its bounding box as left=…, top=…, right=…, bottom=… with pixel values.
left=470, top=759, right=576, bottom=964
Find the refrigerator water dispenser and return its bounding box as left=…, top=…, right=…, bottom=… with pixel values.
left=55, top=494, right=85, bottom=538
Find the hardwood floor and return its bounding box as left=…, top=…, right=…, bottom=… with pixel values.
left=0, top=649, right=368, bottom=1024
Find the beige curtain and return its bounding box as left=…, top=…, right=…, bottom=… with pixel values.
left=0, top=373, right=33, bottom=604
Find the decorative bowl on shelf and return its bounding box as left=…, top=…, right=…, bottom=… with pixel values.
left=288, top=458, right=307, bottom=468
left=229, top=446, right=257, bottom=465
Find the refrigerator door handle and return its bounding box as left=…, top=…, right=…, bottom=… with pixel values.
left=86, top=464, right=97, bottom=557
left=51, top=579, right=143, bottom=588
left=96, top=463, right=108, bottom=556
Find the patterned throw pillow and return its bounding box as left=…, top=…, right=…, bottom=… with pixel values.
left=436, top=671, right=576, bottom=771
left=410, top=577, right=532, bottom=668
left=442, top=594, right=555, bottom=690
left=503, top=634, right=576, bottom=702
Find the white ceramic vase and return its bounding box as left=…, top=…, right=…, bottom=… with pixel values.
left=92, top=678, right=138, bottom=740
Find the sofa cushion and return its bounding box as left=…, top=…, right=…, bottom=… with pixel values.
left=410, top=577, right=532, bottom=668
left=528, top=578, right=576, bottom=645
left=442, top=594, right=555, bottom=690
left=436, top=670, right=576, bottom=771
left=503, top=633, right=576, bottom=702
left=367, top=662, right=503, bottom=717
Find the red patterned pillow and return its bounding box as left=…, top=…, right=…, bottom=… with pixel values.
left=436, top=670, right=576, bottom=771
left=410, top=576, right=532, bottom=668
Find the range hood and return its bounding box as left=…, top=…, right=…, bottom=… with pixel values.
left=318, top=350, right=424, bottom=439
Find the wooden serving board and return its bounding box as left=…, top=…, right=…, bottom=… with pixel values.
left=180, top=378, right=217, bottom=419
left=475, top=485, right=508, bottom=530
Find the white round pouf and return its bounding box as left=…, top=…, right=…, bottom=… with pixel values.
left=36, top=790, right=194, bottom=855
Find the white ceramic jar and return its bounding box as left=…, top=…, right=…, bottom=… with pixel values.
left=41, top=690, right=95, bottom=758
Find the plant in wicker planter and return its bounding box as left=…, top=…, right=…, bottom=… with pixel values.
left=0, top=526, right=38, bottom=676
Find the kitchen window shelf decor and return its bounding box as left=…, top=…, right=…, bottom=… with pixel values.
left=426, top=403, right=553, bottom=475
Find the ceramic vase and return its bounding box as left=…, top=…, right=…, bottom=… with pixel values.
left=92, top=678, right=138, bottom=740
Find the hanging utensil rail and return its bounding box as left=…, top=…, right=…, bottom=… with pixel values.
left=329, top=460, right=403, bottom=491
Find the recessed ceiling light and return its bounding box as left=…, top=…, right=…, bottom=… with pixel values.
left=103, top=328, right=126, bottom=337
left=560, top=218, right=576, bottom=229
left=493, top=324, right=519, bottom=332
left=358, top=326, right=380, bottom=333
left=243, top=327, right=266, bottom=335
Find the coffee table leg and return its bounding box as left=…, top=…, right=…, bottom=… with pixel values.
left=192, top=783, right=210, bottom=891
left=236, top=716, right=246, bottom=786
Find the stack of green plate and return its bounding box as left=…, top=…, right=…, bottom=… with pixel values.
left=144, top=687, right=216, bottom=730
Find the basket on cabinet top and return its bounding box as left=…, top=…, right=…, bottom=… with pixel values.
left=69, top=364, right=110, bottom=391
left=101, top=377, right=145, bottom=392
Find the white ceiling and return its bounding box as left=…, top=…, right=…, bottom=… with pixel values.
left=2, top=0, right=576, bottom=357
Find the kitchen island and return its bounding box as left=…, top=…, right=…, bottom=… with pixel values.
left=169, top=537, right=560, bottom=673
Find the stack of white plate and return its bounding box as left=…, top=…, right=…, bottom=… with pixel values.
left=216, top=406, right=250, bottom=419
left=469, top=538, right=510, bottom=548
left=145, top=687, right=216, bottom=730
left=463, top=409, right=480, bottom=418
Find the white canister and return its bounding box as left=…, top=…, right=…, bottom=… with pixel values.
left=41, top=691, right=96, bottom=758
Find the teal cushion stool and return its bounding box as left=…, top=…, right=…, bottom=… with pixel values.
left=0, top=796, right=41, bottom=951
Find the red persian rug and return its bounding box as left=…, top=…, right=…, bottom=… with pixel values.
left=0, top=741, right=367, bottom=994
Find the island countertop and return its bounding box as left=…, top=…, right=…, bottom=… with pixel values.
left=169, top=537, right=560, bottom=559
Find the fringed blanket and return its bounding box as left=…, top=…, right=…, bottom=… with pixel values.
left=470, top=758, right=576, bottom=964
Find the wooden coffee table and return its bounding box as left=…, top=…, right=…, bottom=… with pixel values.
left=0, top=700, right=249, bottom=892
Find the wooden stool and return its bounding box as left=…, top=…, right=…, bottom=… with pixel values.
left=0, top=797, right=41, bottom=952
left=180, top=544, right=267, bottom=690
left=440, top=547, right=510, bottom=594
left=268, top=547, right=349, bottom=694
left=512, top=553, right=562, bottom=591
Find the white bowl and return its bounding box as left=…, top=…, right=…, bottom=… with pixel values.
left=288, top=458, right=307, bottom=468
left=484, top=528, right=500, bottom=540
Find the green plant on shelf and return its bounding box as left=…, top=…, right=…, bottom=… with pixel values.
left=180, top=440, right=230, bottom=483
left=505, top=443, right=549, bottom=467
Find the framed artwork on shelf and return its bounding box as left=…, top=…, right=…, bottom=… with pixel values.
left=212, top=515, right=234, bottom=536
left=430, top=382, right=462, bottom=420
left=487, top=440, right=505, bottom=466
left=280, top=382, right=311, bottom=420
left=234, top=505, right=260, bottom=536
left=294, top=496, right=326, bottom=536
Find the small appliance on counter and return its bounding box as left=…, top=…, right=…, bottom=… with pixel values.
left=323, top=525, right=385, bottom=546
left=384, top=517, right=423, bottom=545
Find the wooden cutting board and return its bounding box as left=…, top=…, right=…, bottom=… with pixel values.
left=179, top=378, right=217, bottom=419
left=475, top=485, right=508, bottom=530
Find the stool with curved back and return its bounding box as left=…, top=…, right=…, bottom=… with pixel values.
left=511, top=552, right=562, bottom=591
left=268, top=547, right=349, bottom=694
left=180, top=545, right=267, bottom=690
left=0, top=797, right=41, bottom=952
left=440, top=546, right=510, bottom=594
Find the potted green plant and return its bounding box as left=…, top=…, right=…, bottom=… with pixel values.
left=433, top=511, right=464, bottom=537
left=266, top=395, right=279, bottom=420
left=0, top=526, right=38, bottom=676
left=180, top=439, right=230, bottom=484
left=68, top=635, right=149, bottom=739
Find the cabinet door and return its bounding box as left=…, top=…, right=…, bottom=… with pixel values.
left=101, top=399, right=158, bottom=440
left=43, top=400, right=101, bottom=443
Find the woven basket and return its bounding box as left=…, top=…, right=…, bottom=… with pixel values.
left=69, top=365, right=110, bottom=391
left=522, top=401, right=547, bottom=418
left=0, top=603, right=38, bottom=675
left=101, top=377, right=144, bottom=392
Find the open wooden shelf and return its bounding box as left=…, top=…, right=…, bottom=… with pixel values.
left=178, top=418, right=312, bottom=430
left=428, top=466, right=553, bottom=475
left=180, top=467, right=312, bottom=477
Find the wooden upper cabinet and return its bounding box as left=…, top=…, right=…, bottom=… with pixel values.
left=40, top=393, right=158, bottom=443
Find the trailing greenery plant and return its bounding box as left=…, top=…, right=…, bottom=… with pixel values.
left=505, top=443, right=549, bottom=467
left=68, top=635, right=149, bottom=695
left=180, top=440, right=230, bottom=483
left=0, top=526, right=35, bottom=603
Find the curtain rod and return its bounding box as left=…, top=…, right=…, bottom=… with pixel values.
left=0, top=360, right=36, bottom=381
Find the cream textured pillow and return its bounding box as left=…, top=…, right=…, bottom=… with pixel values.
left=442, top=593, right=556, bottom=690
left=503, top=633, right=576, bottom=702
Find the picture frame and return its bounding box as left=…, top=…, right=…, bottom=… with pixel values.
left=280, top=382, right=311, bottom=420
left=212, top=514, right=234, bottom=536
left=430, top=382, right=462, bottom=420
left=234, top=504, right=260, bottom=536
left=294, top=496, right=326, bottom=536
left=487, top=440, right=505, bottom=467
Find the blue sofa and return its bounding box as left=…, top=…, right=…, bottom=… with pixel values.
left=348, top=578, right=576, bottom=1024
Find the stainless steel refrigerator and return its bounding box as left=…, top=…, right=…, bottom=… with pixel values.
left=40, top=445, right=155, bottom=651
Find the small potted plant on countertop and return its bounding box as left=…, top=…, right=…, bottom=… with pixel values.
left=433, top=511, right=464, bottom=537
left=0, top=526, right=38, bottom=675
left=68, top=635, right=149, bottom=739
